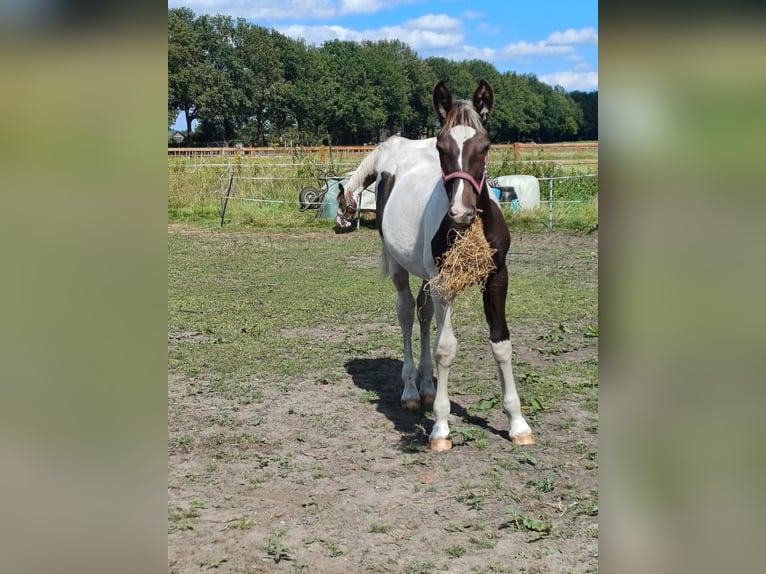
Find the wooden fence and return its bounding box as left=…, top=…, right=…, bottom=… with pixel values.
left=168, top=142, right=598, bottom=162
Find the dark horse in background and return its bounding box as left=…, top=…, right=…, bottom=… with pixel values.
left=338, top=80, right=534, bottom=450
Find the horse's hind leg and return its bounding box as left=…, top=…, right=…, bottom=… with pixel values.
left=390, top=263, right=420, bottom=409
left=416, top=280, right=435, bottom=407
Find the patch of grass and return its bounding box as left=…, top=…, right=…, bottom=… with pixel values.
left=323, top=540, right=345, bottom=557
left=450, top=426, right=487, bottom=446
left=528, top=474, right=555, bottom=493
left=168, top=498, right=206, bottom=532
left=469, top=534, right=497, bottom=549
left=226, top=516, right=255, bottom=530
left=407, top=561, right=436, bottom=574
left=446, top=544, right=466, bottom=558
left=370, top=523, right=393, bottom=533
left=359, top=389, right=380, bottom=403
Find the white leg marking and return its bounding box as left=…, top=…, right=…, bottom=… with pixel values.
left=430, top=298, right=456, bottom=441
left=491, top=339, right=533, bottom=440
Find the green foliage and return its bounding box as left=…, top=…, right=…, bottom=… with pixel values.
left=505, top=512, right=552, bottom=533
left=168, top=8, right=596, bottom=146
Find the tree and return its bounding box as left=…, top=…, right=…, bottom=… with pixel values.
left=569, top=90, right=598, bottom=140
left=168, top=7, right=204, bottom=140
left=168, top=8, right=597, bottom=146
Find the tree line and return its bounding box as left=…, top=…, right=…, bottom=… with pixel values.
left=168, top=7, right=598, bottom=147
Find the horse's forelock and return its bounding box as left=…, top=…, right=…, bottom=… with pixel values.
left=438, top=100, right=486, bottom=137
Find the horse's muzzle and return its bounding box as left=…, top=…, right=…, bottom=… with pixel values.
left=336, top=214, right=352, bottom=228
left=449, top=206, right=477, bottom=226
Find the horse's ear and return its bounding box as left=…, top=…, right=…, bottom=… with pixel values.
left=433, top=80, right=452, bottom=126
left=473, top=80, right=494, bottom=123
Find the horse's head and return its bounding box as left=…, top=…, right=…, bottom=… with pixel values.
left=336, top=183, right=356, bottom=228
left=433, top=80, right=494, bottom=227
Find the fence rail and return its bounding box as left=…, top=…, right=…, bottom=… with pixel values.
left=168, top=142, right=598, bottom=160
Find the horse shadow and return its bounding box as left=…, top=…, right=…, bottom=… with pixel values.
left=344, top=357, right=508, bottom=452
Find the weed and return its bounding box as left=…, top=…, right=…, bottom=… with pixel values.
left=516, top=451, right=537, bottom=466
left=359, top=389, right=380, bottom=403
left=470, top=394, right=501, bottom=412
left=370, top=523, right=393, bottom=533
left=226, top=516, right=255, bottom=530
left=459, top=494, right=484, bottom=512
left=446, top=545, right=466, bottom=557
left=469, top=535, right=496, bottom=549
left=311, top=465, right=328, bottom=479
left=266, top=531, right=292, bottom=563
left=528, top=474, right=555, bottom=493
left=173, top=434, right=194, bottom=453
left=324, top=540, right=345, bottom=557
left=474, top=563, right=512, bottom=573
left=450, top=426, right=487, bottom=446
left=407, top=561, right=436, bottom=574
left=504, top=512, right=552, bottom=534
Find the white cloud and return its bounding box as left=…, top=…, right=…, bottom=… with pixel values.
left=403, top=14, right=461, bottom=31
left=339, top=0, right=382, bottom=15
left=547, top=27, right=598, bottom=46
left=168, top=0, right=336, bottom=20
left=460, top=45, right=498, bottom=61
left=500, top=41, right=573, bottom=58
left=278, top=13, right=464, bottom=51
left=539, top=71, right=598, bottom=91
left=461, top=11, right=484, bottom=20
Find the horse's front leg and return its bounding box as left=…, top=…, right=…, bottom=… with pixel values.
left=391, top=267, right=420, bottom=409
left=429, top=295, right=457, bottom=451
left=483, top=265, right=535, bottom=445
left=416, top=280, right=436, bottom=407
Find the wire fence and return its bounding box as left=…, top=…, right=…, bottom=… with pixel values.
left=168, top=158, right=597, bottom=230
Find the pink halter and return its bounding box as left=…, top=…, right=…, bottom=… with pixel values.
left=441, top=154, right=488, bottom=196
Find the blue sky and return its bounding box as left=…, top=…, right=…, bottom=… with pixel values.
left=169, top=0, right=598, bottom=130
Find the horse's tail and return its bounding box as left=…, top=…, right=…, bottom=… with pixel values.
left=344, top=135, right=407, bottom=197
left=343, top=143, right=381, bottom=197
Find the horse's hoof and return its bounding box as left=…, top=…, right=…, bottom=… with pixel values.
left=421, top=394, right=435, bottom=409
left=512, top=433, right=535, bottom=446
left=429, top=438, right=452, bottom=452
left=401, top=399, right=421, bottom=410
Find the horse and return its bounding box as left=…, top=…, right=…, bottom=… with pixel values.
left=339, top=80, right=534, bottom=451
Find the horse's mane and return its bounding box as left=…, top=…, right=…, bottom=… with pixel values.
left=438, top=99, right=487, bottom=136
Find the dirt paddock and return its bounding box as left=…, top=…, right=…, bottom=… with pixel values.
left=168, top=229, right=598, bottom=573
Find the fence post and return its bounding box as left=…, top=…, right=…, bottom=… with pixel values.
left=513, top=142, right=520, bottom=160
left=548, top=176, right=554, bottom=231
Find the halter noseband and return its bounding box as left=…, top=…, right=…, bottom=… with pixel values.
left=441, top=153, right=488, bottom=196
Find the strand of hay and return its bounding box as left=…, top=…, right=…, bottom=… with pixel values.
left=427, top=218, right=496, bottom=300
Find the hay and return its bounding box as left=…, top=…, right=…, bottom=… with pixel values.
left=427, top=218, right=497, bottom=300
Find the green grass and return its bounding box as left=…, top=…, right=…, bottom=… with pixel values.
left=167, top=151, right=597, bottom=232
left=168, top=225, right=597, bottom=416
